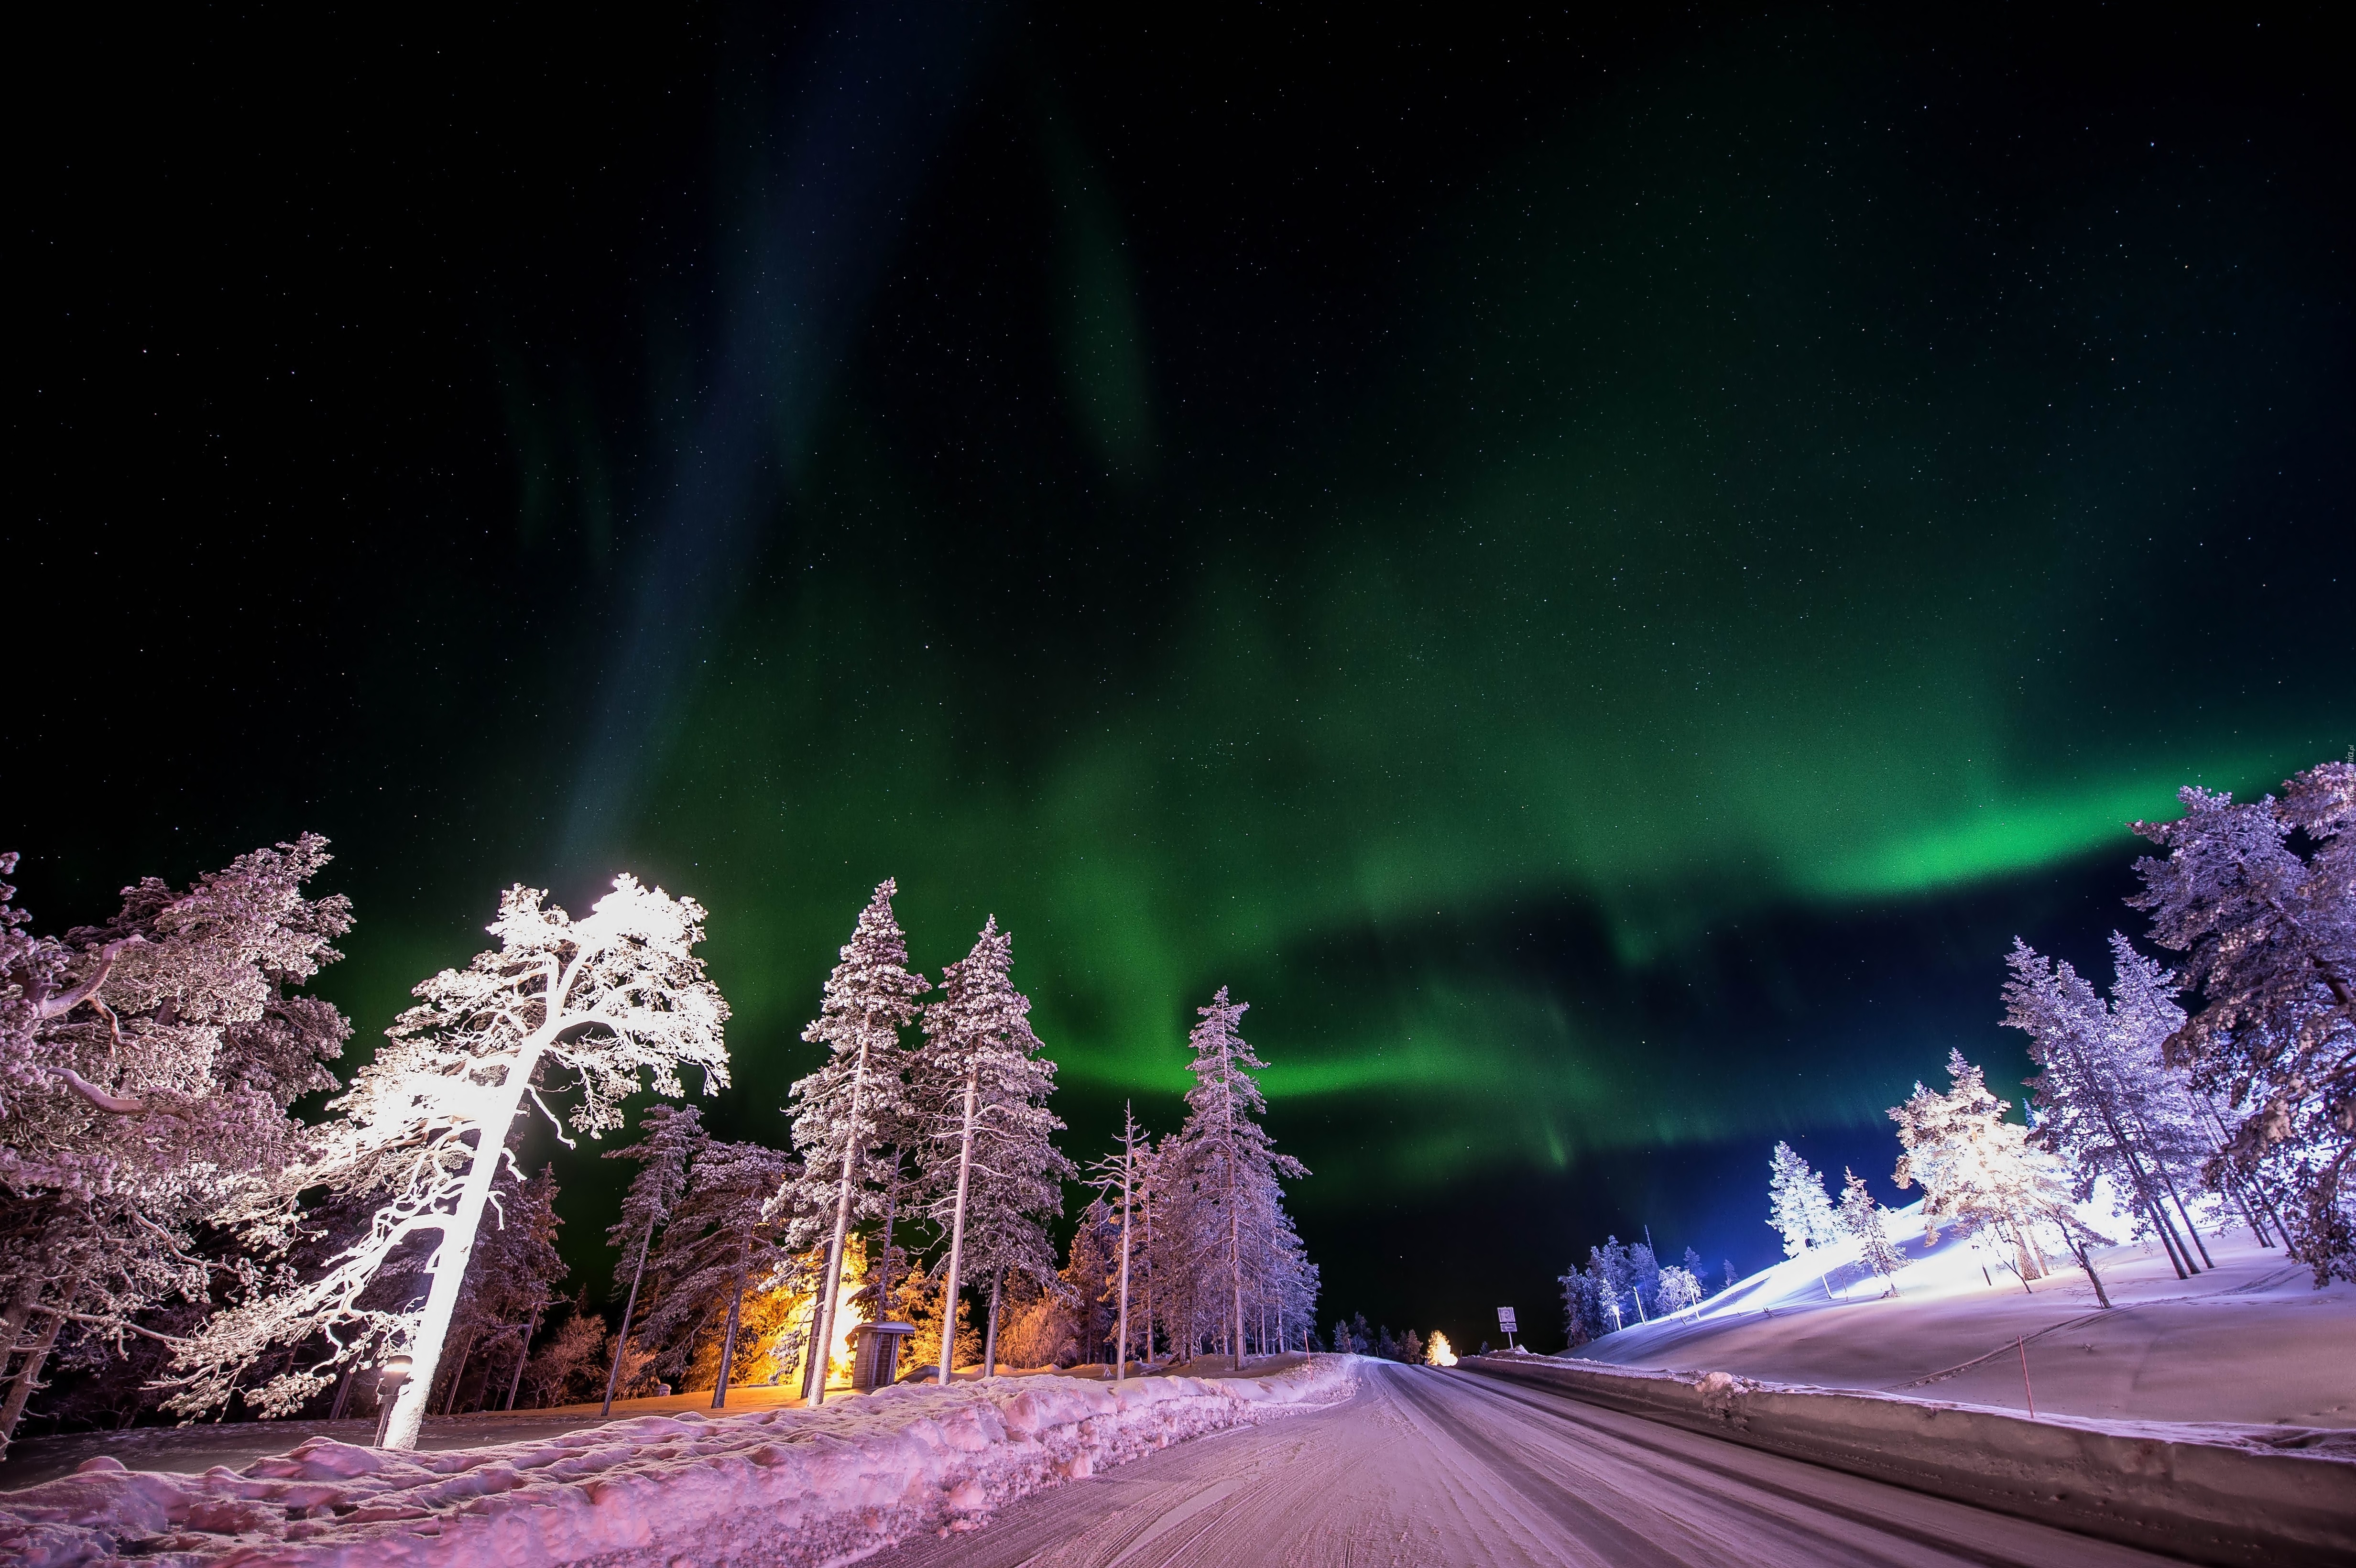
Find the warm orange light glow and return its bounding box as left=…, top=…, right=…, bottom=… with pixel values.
left=769, top=1238, right=869, bottom=1387
left=1426, top=1331, right=1458, bottom=1367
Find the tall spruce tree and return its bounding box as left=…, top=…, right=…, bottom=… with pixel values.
left=600, top=1103, right=703, bottom=1415
left=2129, top=760, right=2354, bottom=1283
left=918, top=917, right=1070, bottom=1382
left=779, top=881, right=926, bottom=1404
left=1836, top=1167, right=1903, bottom=1297
left=1173, top=988, right=1305, bottom=1372
left=2003, top=938, right=2212, bottom=1278
left=637, top=1137, right=796, bottom=1406
left=1891, top=1051, right=2111, bottom=1301
left=1766, top=1141, right=1838, bottom=1297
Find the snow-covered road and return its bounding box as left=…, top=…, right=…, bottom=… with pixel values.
left=864, top=1361, right=2184, bottom=1568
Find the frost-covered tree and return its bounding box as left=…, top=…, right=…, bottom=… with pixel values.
left=2004, top=936, right=2220, bottom=1279
left=432, top=1162, right=566, bottom=1415
left=1766, top=1142, right=1839, bottom=1260
left=1558, top=1263, right=1605, bottom=1347
left=164, top=874, right=729, bottom=1448
left=636, top=1137, right=796, bottom=1405
left=1084, top=1103, right=1145, bottom=1378
left=519, top=1294, right=610, bottom=1409
left=1170, top=988, right=1307, bottom=1372
left=1765, top=1141, right=1838, bottom=1298
left=776, top=881, right=926, bottom=1404
left=1891, top=1050, right=2110, bottom=1301
left=1836, top=1168, right=1902, bottom=1296
left=1560, top=1236, right=1656, bottom=1337
left=2129, top=760, right=2356, bottom=1283
left=916, top=916, right=1069, bottom=1383
left=599, top=1102, right=703, bottom=1414
left=1654, top=1266, right=1704, bottom=1313
left=0, top=837, right=353, bottom=1454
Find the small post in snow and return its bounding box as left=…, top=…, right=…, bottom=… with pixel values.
left=2017, top=1335, right=2036, bottom=1418
left=1115, top=1104, right=1135, bottom=1385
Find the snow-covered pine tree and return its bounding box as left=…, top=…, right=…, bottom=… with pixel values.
left=1654, top=1266, right=1703, bottom=1312
left=778, top=880, right=926, bottom=1404
left=636, top=1137, right=796, bottom=1406
left=1766, top=1142, right=1839, bottom=1296
left=0, top=837, right=354, bottom=1455
left=1891, top=1050, right=2110, bottom=1302
left=2003, top=936, right=2217, bottom=1279
left=432, top=1162, right=566, bottom=1415
left=598, top=1102, right=703, bottom=1415
left=519, top=1293, right=610, bottom=1408
left=916, top=915, right=1068, bottom=1382
left=1085, top=1103, right=1143, bottom=1379
left=1172, top=989, right=1306, bottom=1372
left=2128, top=760, right=2354, bottom=1283
left=1836, top=1168, right=1902, bottom=1296
left=2104, top=933, right=2279, bottom=1252
left=1557, top=1261, right=1604, bottom=1347
left=162, top=874, right=729, bottom=1448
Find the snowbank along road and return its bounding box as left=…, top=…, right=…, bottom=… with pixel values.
left=867, top=1361, right=2192, bottom=1568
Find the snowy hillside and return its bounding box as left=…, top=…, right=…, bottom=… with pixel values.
left=1565, top=1208, right=2356, bottom=1428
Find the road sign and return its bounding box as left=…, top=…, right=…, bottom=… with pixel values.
left=1496, top=1307, right=1517, bottom=1332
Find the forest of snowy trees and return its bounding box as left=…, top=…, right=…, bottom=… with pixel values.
left=1558, top=757, right=2354, bottom=1346
left=0, top=861, right=1319, bottom=1455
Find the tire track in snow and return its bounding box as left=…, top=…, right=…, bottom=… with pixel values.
left=863, top=1361, right=2190, bottom=1568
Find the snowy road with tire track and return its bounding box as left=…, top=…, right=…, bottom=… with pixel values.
left=865, top=1361, right=2185, bottom=1567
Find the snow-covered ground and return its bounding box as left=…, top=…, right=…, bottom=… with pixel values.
left=860, top=1360, right=2195, bottom=1568
left=1577, top=1206, right=2355, bottom=1427
left=0, top=1358, right=1352, bottom=1568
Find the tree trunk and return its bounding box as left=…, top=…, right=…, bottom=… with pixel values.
left=329, top=1363, right=357, bottom=1422
left=382, top=1036, right=548, bottom=1450
left=0, top=1301, right=68, bottom=1458
left=2069, top=1037, right=2191, bottom=1278
left=809, top=1039, right=873, bottom=1407
left=442, top=1329, right=480, bottom=1415
left=877, top=1157, right=900, bottom=1318
left=505, top=1303, right=542, bottom=1411
left=603, top=1212, right=655, bottom=1417
left=711, top=1272, right=747, bottom=1408
left=1226, top=1153, right=1245, bottom=1373
left=2150, top=1161, right=2217, bottom=1269
left=2069, top=1237, right=2114, bottom=1308
left=982, top=1268, right=1003, bottom=1376
left=936, top=1063, right=981, bottom=1384
left=1115, top=1118, right=1133, bottom=1384
left=2149, top=1194, right=2198, bottom=1277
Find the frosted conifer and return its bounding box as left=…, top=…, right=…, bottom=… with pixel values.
left=776, top=881, right=926, bottom=1403
left=1172, top=988, right=1306, bottom=1371
left=1654, top=1265, right=1704, bottom=1312
left=0, top=837, right=353, bottom=1455
left=162, top=875, right=728, bottom=1448
left=2004, top=936, right=2219, bottom=1279
left=2129, top=760, right=2356, bottom=1282
left=1891, top=1051, right=2104, bottom=1297
left=1837, top=1167, right=1902, bottom=1296
left=917, top=916, right=1070, bottom=1382
left=637, top=1138, right=796, bottom=1405
left=598, top=1102, right=703, bottom=1414
left=1766, top=1142, right=1839, bottom=1257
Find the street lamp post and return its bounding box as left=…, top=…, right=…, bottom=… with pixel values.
left=371, top=1356, right=414, bottom=1448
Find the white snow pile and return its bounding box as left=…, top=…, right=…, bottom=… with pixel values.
left=0, top=1359, right=1356, bottom=1568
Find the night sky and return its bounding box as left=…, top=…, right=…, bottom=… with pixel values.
left=17, top=3, right=2352, bottom=1353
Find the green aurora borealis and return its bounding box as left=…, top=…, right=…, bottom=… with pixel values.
left=19, top=4, right=2352, bottom=1344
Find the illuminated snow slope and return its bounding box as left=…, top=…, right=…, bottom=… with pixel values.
left=1573, top=1202, right=2356, bottom=1428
